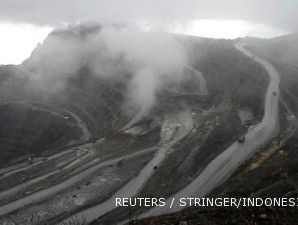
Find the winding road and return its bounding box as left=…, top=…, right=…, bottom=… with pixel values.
left=143, top=43, right=280, bottom=216
left=187, top=66, right=208, bottom=96
left=0, top=146, right=156, bottom=216
left=0, top=44, right=279, bottom=224
left=60, top=111, right=194, bottom=224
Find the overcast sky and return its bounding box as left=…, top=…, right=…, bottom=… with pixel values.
left=0, top=0, right=296, bottom=64
left=0, top=0, right=297, bottom=30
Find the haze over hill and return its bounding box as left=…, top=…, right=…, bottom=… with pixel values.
left=244, top=33, right=298, bottom=65
left=1, top=23, right=292, bottom=225
left=2, top=0, right=298, bottom=65
left=1, top=0, right=298, bottom=224
left=134, top=32, right=298, bottom=225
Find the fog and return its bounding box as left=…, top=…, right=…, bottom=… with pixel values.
left=22, top=24, right=188, bottom=117
left=1, top=1, right=296, bottom=65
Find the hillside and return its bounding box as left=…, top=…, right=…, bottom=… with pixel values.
left=0, top=24, right=280, bottom=225
left=127, top=33, right=298, bottom=225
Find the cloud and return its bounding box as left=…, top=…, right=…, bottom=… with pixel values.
left=0, top=0, right=297, bottom=32
left=0, top=0, right=298, bottom=31
left=0, top=1, right=295, bottom=65
left=167, top=19, right=288, bottom=39
left=0, top=22, right=52, bottom=65
left=100, top=26, right=187, bottom=113
left=22, top=24, right=188, bottom=117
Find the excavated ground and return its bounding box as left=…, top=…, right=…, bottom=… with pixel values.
left=0, top=30, right=271, bottom=225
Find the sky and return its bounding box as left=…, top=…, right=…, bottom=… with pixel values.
left=0, top=0, right=296, bottom=64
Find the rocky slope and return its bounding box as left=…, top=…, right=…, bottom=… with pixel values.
left=0, top=24, right=273, bottom=225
